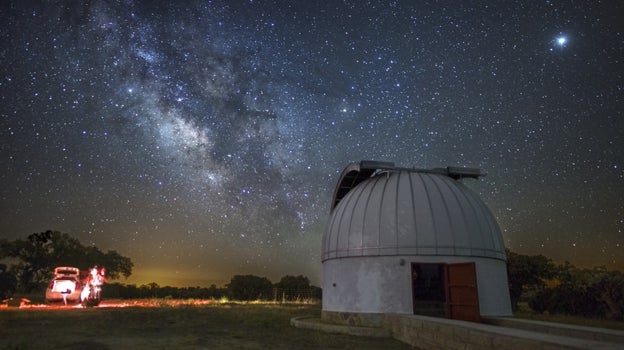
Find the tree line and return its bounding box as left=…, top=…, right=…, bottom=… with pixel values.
left=101, top=274, right=321, bottom=302
left=1, top=231, right=622, bottom=320
left=506, top=249, right=624, bottom=320
left=0, top=230, right=320, bottom=302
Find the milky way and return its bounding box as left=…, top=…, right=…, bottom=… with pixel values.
left=1, top=1, right=623, bottom=286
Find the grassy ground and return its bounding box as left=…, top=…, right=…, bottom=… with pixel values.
left=3, top=295, right=622, bottom=349
left=0, top=301, right=413, bottom=350
left=513, top=302, right=624, bottom=331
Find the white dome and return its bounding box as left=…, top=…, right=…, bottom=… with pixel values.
left=322, top=161, right=506, bottom=261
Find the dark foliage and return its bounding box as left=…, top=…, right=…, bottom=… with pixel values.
left=0, top=230, right=133, bottom=292
left=102, top=276, right=321, bottom=301
left=274, top=275, right=319, bottom=301
left=0, top=263, right=17, bottom=300
left=102, top=282, right=229, bottom=299
left=506, top=249, right=557, bottom=311
left=589, top=271, right=624, bottom=320
left=508, top=250, right=624, bottom=320
left=538, top=266, right=624, bottom=320
left=226, top=274, right=274, bottom=301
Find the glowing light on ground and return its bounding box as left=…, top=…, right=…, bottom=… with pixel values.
left=8, top=298, right=318, bottom=310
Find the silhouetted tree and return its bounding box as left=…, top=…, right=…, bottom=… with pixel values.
left=275, top=275, right=310, bottom=290
left=590, top=270, right=624, bottom=320
left=506, top=249, right=557, bottom=311
left=0, top=230, right=133, bottom=292
left=226, top=274, right=273, bottom=301
left=1, top=231, right=56, bottom=291
left=101, top=282, right=228, bottom=299
left=529, top=263, right=624, bottom=320
left=274, top=275, right=314, bottom=301
left=140, top=282, right=160, bottom=297
left=0, top=263, right=17, bottom=300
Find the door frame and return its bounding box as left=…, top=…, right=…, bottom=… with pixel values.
left=411, top=261, right=480, bottom=322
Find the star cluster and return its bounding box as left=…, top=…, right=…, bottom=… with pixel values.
left=1, top=1, right=622, bottom=286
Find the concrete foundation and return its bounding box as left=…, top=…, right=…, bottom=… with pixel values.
left=292, top=313, right=624, bottom=350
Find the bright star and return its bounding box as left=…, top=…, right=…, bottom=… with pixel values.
left=556, top=36, right=567, bottom=46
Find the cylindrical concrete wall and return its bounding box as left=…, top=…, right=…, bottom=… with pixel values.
left=322, top=255, right=512, bottom=317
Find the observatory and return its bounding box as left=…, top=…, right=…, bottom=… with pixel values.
left=322, top=161, right=512, bottom=325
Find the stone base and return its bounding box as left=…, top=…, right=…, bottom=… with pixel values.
left=321, top=310, right=385, bottom=328
left=293, top=311, right=624, bottom=350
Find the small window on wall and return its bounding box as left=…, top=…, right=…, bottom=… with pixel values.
left=411, top=263, right=446, bottom=317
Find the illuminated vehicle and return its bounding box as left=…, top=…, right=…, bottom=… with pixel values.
left=45, top=267, right=83, bottom=305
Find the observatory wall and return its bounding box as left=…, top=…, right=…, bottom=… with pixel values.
left=322, top=255, right=511, bottom=317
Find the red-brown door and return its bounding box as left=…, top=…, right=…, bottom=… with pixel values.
left=446, top=262, right=480, bottom=322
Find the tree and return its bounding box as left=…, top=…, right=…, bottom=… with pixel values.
left=98, top=249, right=133, bottom=280
left=1, top=231, right=57, bottom=291
left=529, top=263, right=624, bottom=320
left=590, top=270, right=624, bottom=320
left=274, top=275, right=314, bottom=301
left=275, top=275, right=310, bottom=290
left=0, top=230, right=133, bottom=292
left=226, top=274, right=273, bottom=301
left=0, top=263, right=17, bottom=300
left=140, top=282, right=160, bottom=298
left=506, top=249, right=557, bottom=311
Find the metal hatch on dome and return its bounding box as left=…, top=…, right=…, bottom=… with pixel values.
left=330, top=160, right=486, bottom=212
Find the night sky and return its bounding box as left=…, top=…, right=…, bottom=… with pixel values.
left=1, top=1, right=622, bottom=287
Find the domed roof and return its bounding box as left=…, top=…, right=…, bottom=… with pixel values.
left=322, top=161, right=506, bottom=262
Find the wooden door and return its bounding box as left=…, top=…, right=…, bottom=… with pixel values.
left=446, top=262, right=480, bottom=322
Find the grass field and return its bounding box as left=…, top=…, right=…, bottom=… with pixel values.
left=3, top=297, right=622, bottom=349
left=0, top=301, right=413, bottom=350
left=513, top=302, right=624, bottom=331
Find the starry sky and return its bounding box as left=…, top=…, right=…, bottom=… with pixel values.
left=1, top=1, right=622, bottom=287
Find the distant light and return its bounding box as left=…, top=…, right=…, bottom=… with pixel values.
left=556, top=36, right=567, bottom=46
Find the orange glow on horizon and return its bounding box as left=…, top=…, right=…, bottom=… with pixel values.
left=121, top=268, right=229, bottom=288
